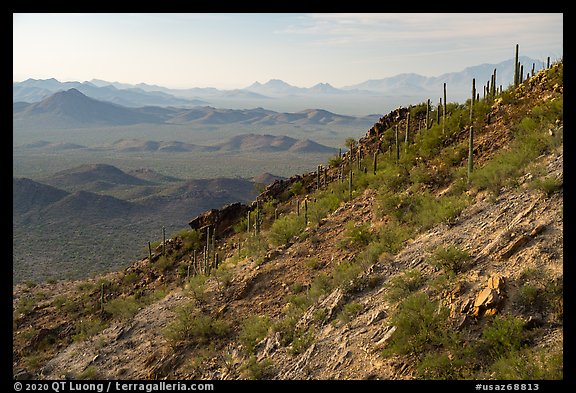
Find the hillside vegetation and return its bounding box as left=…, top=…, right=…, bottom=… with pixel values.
left=13, top=59, right=563, bottom=382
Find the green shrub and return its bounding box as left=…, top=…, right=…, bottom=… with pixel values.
left=186, top=274, right=207, bottom=303
left=77, top=366, right=100, bottom=380
left=513, top=270, right=563, bottom=322
left=382, top=292, right=451, bottom=357
left=384, top=269, right=426, bottom=303
left=482, top=315, right=525, bottom=359
left=332, top=261, right=363, bottom=293
left=239, top=315, right=271, bottom=354
left=289, top=327, right=315, bottom=355
left=103, top=296, right=141, bottom=320
left=304, top=257, right=321, bottom=270
left=122, top=272, right=139, bottom=285
left=290, top=181, right=304, bottom=196
left=338, top=302, right=364, bottom=322
left=328, top=155, right=343, bottom=167
left=489, top=346, right=563, bottom=380
left=529, top=176, right=562, bottom=197
left=307, top=193, right=341, bottom=225
left=163, top=303, right=230, bottom=345
left=155, top=255, right=174, bottom=272
left=338, top=222, right=374, bottom=249
left=239, top=356, right=274, bottom=380
left=429, top=245, right=469, bottom=276
left=308, top=273, right=333, bottom=301
left=416, top=351, right=469, bottom=380
left=379, top=190, right=467, bottom=229
left=213, top=265, right=233, bottom=290
left=178, top=228, right=201, bottom=253
left=73, top=318, right=106, bottom=342
left=376, top=220, right=413, bottom=255
left=268, top=214, right=306, bottom=246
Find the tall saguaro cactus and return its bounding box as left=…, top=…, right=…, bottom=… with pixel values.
left=425, top=99, right=430, bottom=129
left=443, top=83, right=447, bottom=134
left=514, top=44, right=520, bottom=87
left=404, top=114, right=410, bottom=154
left=162, top=226, right=166, bottom=257
left=349, top=168, right=353, bottom=201
left=395, top=124, right=400, bottom=163
left=468, top=78, right=475, bottom=183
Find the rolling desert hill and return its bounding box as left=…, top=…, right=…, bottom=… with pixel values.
left=12, top=164, right=261, bottom=284
left=12, top=177, right=70, bottom=218
left=41, top=163, right=152, bottom=191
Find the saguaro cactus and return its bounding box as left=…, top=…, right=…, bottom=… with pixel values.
left=162, top=226, right=166, bottom=257
left=404, top=114, right=410, bottom=154
left=514, top=44, right=520, bottom=87
left=349, top=168, right=353, bottom=201
left=100, top=282, right=105, bottom=314
left=468, top=78, right=475, bottom=183
left=395, top=124, right=400, bottom=163
left=491, top=69, right=497, bottom=98
left=443, top=83, right=447, bottom=134
left=373, top=151, right=378, bottom=175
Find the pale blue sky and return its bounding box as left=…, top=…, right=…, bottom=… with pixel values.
left=13, top=13, right=563, bottom=89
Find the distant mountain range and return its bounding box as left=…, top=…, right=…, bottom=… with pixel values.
left=14, top=133, right=338, bottom=154
left=13, top=88, right=380, bottom=129
left=13, top=56, right=546, bottom=115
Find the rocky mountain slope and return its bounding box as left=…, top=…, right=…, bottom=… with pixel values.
left=13, top=61, right=563, bottom=382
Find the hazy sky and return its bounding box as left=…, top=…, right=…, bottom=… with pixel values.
left=13, top=13, right=563, bottom=89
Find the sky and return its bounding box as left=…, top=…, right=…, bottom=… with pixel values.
left=13, top=13, right=563, bottom=90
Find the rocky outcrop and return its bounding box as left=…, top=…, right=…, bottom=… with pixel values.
left=188, top=202, right=249, bottom=237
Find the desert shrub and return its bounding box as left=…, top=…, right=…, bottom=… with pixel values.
left=471, top=98, right=562, bottom=195
left=384, top=269, right=426, bottom=303
left=212, top=265, right=233, bottom=290
left=267, top=214, right=306, bottom=247
left=429, top=245, right=470, bottom=276
left=289, top=327, right=315, bottom=355
left=308, top=272, right=333, bottom=301
left=512, top=269, right=563, bottom=322
left=304, top=257, right=321, bottom=270
left=529, top=176, right=562, bottom=197
left=328, top=155, right=342, bottom=167
left=332, top=261, right=363, bottom=293
left=239, top=315, right=271, bottom=354
left=482, top=315, right=525, bottom=359
left=338, top=302, right=364, bottom=323
left=379, top=190, right=467, bottom=229
left=489, top=346, right=563, bottom=380
left=77, top=366, right=100, bottom=380
left=176, top=228, right=201, bottom=253
left=376, top=220, right=413, bottom=255
left=155, top=255, right=175, bottom=272
left=290, top=181, right=304, bottom=196
left=239, top=356, right=275, bottom=380
left=416, top=350, right=470, bottom=380
left=73, top=318, right=106, bottom=342
left=103, top=296, right=141, bottom=320
left=307, top=192, right=341, bottom=225
left=186, top=274, right=207, bottom=303
left=338, top=222, right=374, bottom=249
left=163, top=303, right=230, bottom=345
left=382, top=292, right=451, bottom=357
left=121, top=272, right=139, bottom=285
